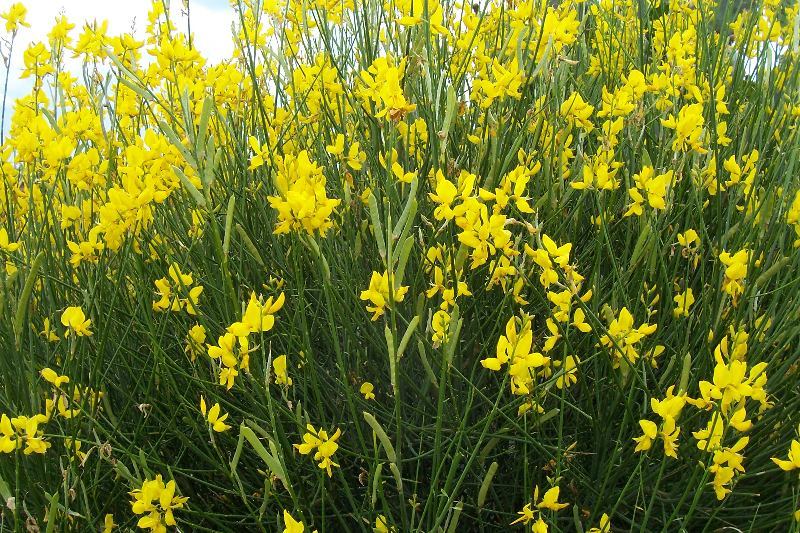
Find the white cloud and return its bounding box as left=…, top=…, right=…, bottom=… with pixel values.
left=0, top=0, right=235, bottom=124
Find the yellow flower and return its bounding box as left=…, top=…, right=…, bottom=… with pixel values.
left=11, top=416, right=50, bottom=455
left=200, top=396, right=231, bottom=433
left=719, top=249, right=749, bottom=301
left=103, top=514, right=116, bottom=533
left=358, top=55, right=416, bottom=120
left=772, top=439, right=800, bottom=471
left=635, top=387, right=687, bottom=458
left=360, top=271, right=409, bottom=320
left=474, top=58, right=525, bottom=108
left=677, top=229, right=701, bottom=267
left=660, top=417, right=681, bottom=459
left=542, top=318, right=562, bottom=353
left=660, top=103, right=707, bottom=153
left=707, top=436, right=749, bottom=500
left=208, top=333, right=243, bottom=368
left=598, top=85, right=635, bottom=118
left=428, top=176, right=459, bottom=221
left=283, top=510, right=308, bottom=533
left=456, top=202, right=513, bottom=268
left=0, top=415, right=18, bottom=453
left=482, top=317, right=527, bottom=372
left=787, top=190, right=800, bottom=247
left=673, top=288, right=695, bottom=318
left=268, top=151, right=341, bottom=236
left=623, top=167, right=673, bottom=216
left=677, top=229, right=700, bottom=249
left=723, top=149, right=758, bottom=192
left=61, top=306, right=92, bottom=337
left=573, top=149, right=622, bottom=191
left=65, top=437, right=87, bottom=463
left=511, top=485, right=569, bottom=528
left=185, top=325, right=207, bottom=361
left=633, top=419, right=658, bottom=452
left=248, top=136, right=270, bottom=170
left=218, top=367, right=239, bottom=391
left=67, top=228, right=104, bottom=267
left=228, top=292, right=285, bottom=336
left=295, top=425, right=342, bottom=477
left=651, top=387, right=687, bottom=421
left=692, top=412, right=724, bottom=451
left=0, top=3, right=29, bottom=32
left=524, top=233, right=573, bottom=288
left=327, top=134, right=366, bottom=170
left=208, top=332, right=251, bottom=390
left=374, top=514, right=394, bottom=532
left=483, top=316, right=548, bottom=396
left=431, top=309, right=451, bottom=346
left=690, top=358, right=768, bottom=415
left=537, top=486, right=569, bottom=511
left=510, top=503, right=535, bottom=526
left=326, top=134, right=345, bottom=156
left=152, top=264, right=203, bottom=315
left=0, top=228, right=21, bottom=253
left=390, top=161, right=417, bottom=184
left=560, top=92, right=595, bottom=132
left=587, top=513, right=611, bottom=533
left=273, top=354, right=292, bottom=386
left=40, top=318, right=60, bottom=342
left=392, top=0, right=448, bottom=33
left=531, top=518, right=548, bottom=533
left=571, top=308, right=592, bottom=333
left=129, top=475, right=189, bottom=532
left=359, top=382, right=375, bottom=400
left=599, top=307, right=657, bottom=368
left=554, top=355, right=579, bottom=389
left=40, top=368, right=69, bottom=388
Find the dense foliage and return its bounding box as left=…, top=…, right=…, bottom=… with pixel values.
left=0, top=0, right=799, bottom=531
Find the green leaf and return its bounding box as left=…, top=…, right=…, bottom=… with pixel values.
left=392, top=176, right=418, bottom=240
left=196, top=96, right=214, bottom=153
left=363, top=411, right=397, bottom=463
left=368, top=192, right=387, bottom=262
left=235, top=224, right=265, bottom=267
left=45, top=492, right=59, bottom=533
left=393, top=236, right=415, bottom=289
left=240, top=424, right=287, bottom=485
left=477, top=462, right=498, bottom=509
left=396, top=316, right=419, bottom=361
left=223, top=195, right=236, bottom=258
left=14, top=252, right=45, bottom=349
left=173, top=165, right=206, bottom=207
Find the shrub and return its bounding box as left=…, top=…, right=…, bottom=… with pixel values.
left=0, top=0, right=799, bottom=531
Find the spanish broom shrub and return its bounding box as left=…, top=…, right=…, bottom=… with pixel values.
left=0, top=0, right=799, bottom=531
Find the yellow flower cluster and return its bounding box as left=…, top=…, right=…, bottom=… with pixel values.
left=599, top=307, right=658, bottom=369
left=295, top=425, right=342, bottom=477
left=152, top=263, right=203, bottom=315
left=130, top=475, right=189, bottom=532
left=208, top=292, right=285, bottom=389
left=267, top=151, right=341, bottom=236
left=511, top=485, right=569, bottom=533
left=634, top=329, right=770, bottom=500
left=360, top=270, right=409, bottom=320
left=1, top=0, right=800, bottom=529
